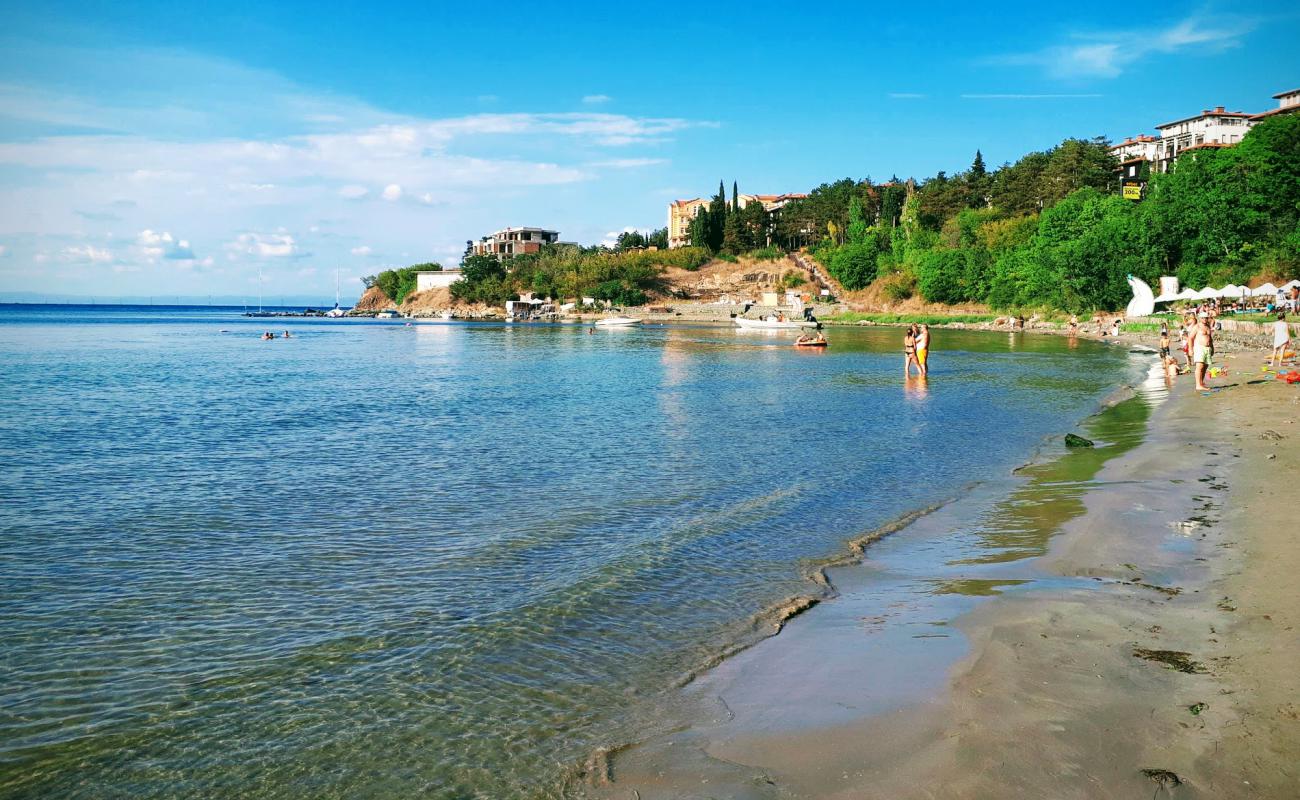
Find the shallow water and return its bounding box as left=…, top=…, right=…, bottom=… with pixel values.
left=0, top=307, right=1145, bottom=798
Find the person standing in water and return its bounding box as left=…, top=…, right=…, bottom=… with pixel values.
left=903, top=325, right=918, bottom=376
left=916, top=324, right=931, bottom=376
left=1192, top=312, right=1214, bottom=391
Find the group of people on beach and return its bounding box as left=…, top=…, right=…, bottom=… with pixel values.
left=903, top=324, right=930, bottom=376
left=1157, top=314, right=1218, bottom=390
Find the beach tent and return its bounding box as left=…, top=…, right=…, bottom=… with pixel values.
left=1219, top=284, right=1246, bottom=298
left=1195, top=287, right=1222, bottom=300
left=1153, top=292, right=1177, bottom=303
left=1174, top=288, right=1200, bottom=301
left=1251, top=283, right=1278, bottom=297
left=1282, top=279, right=1300, bottom=291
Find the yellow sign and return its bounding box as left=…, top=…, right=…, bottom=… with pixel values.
left=1122, top=183, right=1142, bottom=200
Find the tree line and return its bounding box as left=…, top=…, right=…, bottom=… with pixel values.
left=791, top=116, right=1297, bottom=312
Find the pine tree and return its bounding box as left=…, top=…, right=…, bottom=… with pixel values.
left=971, top=150, right=987, bottom=178
left=707, top=180, right=728, bottom=252
left=732, top=181, right=739, bottom=214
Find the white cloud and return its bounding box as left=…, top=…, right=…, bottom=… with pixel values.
left=63, top=244, right=113, bottom=263
left=582, top=94, right=612, bottom=105
left=226, top=231, right=299, bottom=258
left=339, top=185, right=369, bottom=200
left=136, top=229, right=195, bottom=261
left=382, top=184, right=403, bottom=201
left=350, top=245, right=372, bottom=256
left=990, top=13, right=1258, bottom=79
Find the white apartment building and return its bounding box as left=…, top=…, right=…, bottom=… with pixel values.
left=1251, top=87, right=1300, bottom=122
left=471, top=227, right=561, bottom=258
left=1152, top=106, right=1253, bottom=172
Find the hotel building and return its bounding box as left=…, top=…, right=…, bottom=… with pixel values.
left=667, top=193, right=808, bottom=249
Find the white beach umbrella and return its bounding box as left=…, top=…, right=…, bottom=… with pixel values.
left=1282, top=279, right=1300, bottom=291
left=1153, top=293, right=1177, bottom=303
left=1251, top=282, right=1278, bottom=297
left=1174, top=288, right=1199, bottom=301
left=1219, top=284, right=1245, bottom=298
left=1195, top=286, right=1222, bottom=300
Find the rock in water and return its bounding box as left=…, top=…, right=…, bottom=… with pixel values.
left=1065, top=433, right=1094, bottom=448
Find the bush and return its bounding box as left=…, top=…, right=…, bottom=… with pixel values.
left=881, top=271, right=916, bottom=301
left=748, top=245, right=785, bottom=262
left=828, top=241, right=879, bottom=290
left=915, top=250, right=966, bottom=304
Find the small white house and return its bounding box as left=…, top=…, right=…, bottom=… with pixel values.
left=416, top=269, right=463, bottom=292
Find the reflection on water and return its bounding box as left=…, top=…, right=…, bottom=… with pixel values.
left=952, top=361, right=1166, bottom=566
left=0, top=308, right=1149, bottom=799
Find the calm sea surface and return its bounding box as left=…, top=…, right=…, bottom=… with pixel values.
left=0, top=306, right=1146, bottom=798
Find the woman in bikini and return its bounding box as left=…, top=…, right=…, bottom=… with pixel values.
left=904, top=325, right=918, bottom=376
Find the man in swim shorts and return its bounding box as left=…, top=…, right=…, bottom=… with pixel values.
left=916, top=324, right=930, bottom=376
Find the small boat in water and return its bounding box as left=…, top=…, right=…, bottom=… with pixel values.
left=794, top=334, right=828, bottom=347
left=734, top=316, right=818, bottom=330
left=439, top=310, right=455, bottom=321
left=594, top=316, right=642, bottom=327
left=376, top=310, right=398, bottom=319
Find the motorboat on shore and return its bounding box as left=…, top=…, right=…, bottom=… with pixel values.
left=734, top=316, right=818, bottom=330
left=594, top=316, right=642, bottom=327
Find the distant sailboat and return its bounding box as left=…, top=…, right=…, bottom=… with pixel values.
left=325, top=269, right=348, bottom=317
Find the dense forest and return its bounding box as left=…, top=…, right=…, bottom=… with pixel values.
left=788, top=114, right=1299, bottom=311
left=433, top=113, right=1297, bottom=313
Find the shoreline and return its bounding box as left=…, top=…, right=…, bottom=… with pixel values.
left=586, top=355, right=1299, bottom=797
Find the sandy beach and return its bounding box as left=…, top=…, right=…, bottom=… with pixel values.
left=590, top=358, right=1300, bottom=798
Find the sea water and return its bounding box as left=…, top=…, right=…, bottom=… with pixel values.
left=0, top=307, right=1145, bottom=798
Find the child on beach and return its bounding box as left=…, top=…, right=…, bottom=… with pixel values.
left=1272, top=312, right=1291, bottom=368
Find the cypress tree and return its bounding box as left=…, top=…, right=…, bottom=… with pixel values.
left=732, top=181, right=739, bottom=214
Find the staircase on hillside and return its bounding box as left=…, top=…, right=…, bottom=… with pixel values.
left=792, top=251, right=847, bottom=299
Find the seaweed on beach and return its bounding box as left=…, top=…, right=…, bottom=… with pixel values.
left=1141, top=768, right=1182, bottom=794
left=1132, top=648, right=1206, bottom=674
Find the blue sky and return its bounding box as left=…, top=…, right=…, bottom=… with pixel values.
left=0, top=1, right=1296, bottom=300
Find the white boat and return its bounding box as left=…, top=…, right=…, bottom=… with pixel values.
left=376, top=310, right=398, bottom=319
left=439, top=310, right=455, bottom=321
left=325, top=270, right=350, bottom=316
left=734, top=316, right=818, bottom=330
left=594, top=316, right=642, bottom=327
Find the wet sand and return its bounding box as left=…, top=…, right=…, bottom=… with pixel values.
left=590, top=365, right=1299, bottom=798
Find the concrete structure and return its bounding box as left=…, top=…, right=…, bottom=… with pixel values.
left=472, top=227, right=560, bottom=258
left=667, top=192, right=808, bottom=248
left=1152, top=106, right=1254, bottom=172
left=1250, top=88, right=1300, bottom=121
left=415, top=269, right=463, bottom=292
left=1111, top=135, right=1158, bottom=164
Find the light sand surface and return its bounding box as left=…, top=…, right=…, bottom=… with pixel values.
left=591, top=370, right=1299, bottom=798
